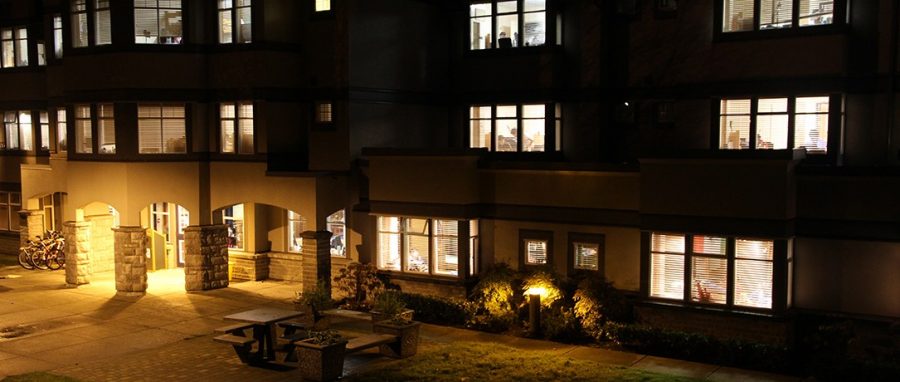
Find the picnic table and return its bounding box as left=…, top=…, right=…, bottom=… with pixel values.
left=222, top=307, right=305, bottom=362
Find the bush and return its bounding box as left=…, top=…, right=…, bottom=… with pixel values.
left=373, top=290, right=407, bottom=317
left=521, top=270, right=563, bottom=307
left=572, top=277, right=631, bottom=341
left=296, top=280, right=335, bottom=316
left=541, top=304, right=586, bottom=342
left=466, top=263, right=520, bottom=332
left=397, top=292, right=467, bottom=326
left=333, top=262, right=383, bottom=310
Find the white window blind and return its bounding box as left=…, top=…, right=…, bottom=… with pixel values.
left=377, top=217, right=401, bottom=271
left=760, top=0, right=793, bottom=29
left=18, top=111, right=32, bottom=151
left=525, top=239, right=548, bottom=265
left=573, top=242, right=599, bottom=271
left=433, top=219, right=459, bottom=276
left=135, top=0, right=183, bottom=44
left=40, top=112, right=49, bottom=150
left=405, top=218, right=430, bottom=273
left=94, top=0, right=112, bottom=45
left=97, top=104, right=115, bottom=154
left=723, top=0, right=755, bottom=32
left=57, top=108, right=67, bottom=152
left=469, top=106, right=491, bottom=150
left=734, top=238, right=774, bottom=309
left=720, top=99, right=751, bottom=149
left=799, top=0, right=834, bottom=26
left=794, top=96, right=829, bottom=154
left=138, top=105, right=185, bottom=154
left=1, top=29, right=13, bottom=68
left=650, top=233, right=686, bottom=300
left=691, top=235, right=727, bottom=304
left=72, top=1, right=88, bottom=48
left=74, top=105, right=92, bottom=153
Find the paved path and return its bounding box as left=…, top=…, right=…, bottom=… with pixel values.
left=0, top=265, right=798, bottom=381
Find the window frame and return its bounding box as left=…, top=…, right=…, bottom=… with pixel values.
left=643, top=232, right=790, bottom=314
left=376, top=216, right=475, bottom=279
left=219, top=102, right=254, bottom=154
left=1, top=27, right=29, bottom=69
left=468, top=0, right=554, bottom=51
left=134, top=0, right=184, bottom=45
left=327, top=209, right=346, bottom=258
left=519, top=229, right=553, bottom=270
left=1, top=110, right=34, bottom=152
left=714, top=94, right=841, bottom=162
left=0, top=191, right=22, bottom=232
left=468, top=102, right=561, bottom=153
left=567, top=232, right=605, bottom=276
left=137, top=103, right=188, bottom=155
left=286, top=210, right=305, bottom=254
left=714, top=0, right=848, bottom=41
left=218, top=0, right=253, bottom=44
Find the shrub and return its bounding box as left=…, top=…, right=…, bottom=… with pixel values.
left=333, top=262, right=383, bottom=310
left=296, top=280, right=335, bottom=317
left=466, top=263, right=520, bottom=332
left=397, top=292, right=467, bottom=326
left=373, top=290, right=407, bottom=318
left=572, top=277, right=631, bottom=341
left=541, top=304, right=585, bottom=342
left=521, top=270, right=563, bottom=307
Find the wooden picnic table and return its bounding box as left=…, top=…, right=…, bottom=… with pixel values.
left=223, top=307, right=305, bottom=362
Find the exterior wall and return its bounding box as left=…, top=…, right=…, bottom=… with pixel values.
left=793, top=238, right=900, bottom=318
left=389, top=277, right=467, bottom=300
left=0, top=232, right=18, bottom=256
left=635, top=305, right=792, bottom=345
left=267, top=252, right=303, bottom=282
left=229, top=252, right=269, bottom=281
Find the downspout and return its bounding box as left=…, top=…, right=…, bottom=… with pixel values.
left=888, top=0, right=899, bottom=162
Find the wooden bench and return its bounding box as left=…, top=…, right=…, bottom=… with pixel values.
left=214, top=334, right=258, bottom=364
left=215, top=322, right=256, bottom=337
left=345, top=334, right=398, bottom=354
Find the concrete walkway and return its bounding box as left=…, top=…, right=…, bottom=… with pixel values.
left=0, top=265, right=799, bottom=381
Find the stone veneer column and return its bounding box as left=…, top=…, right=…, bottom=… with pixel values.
left=63, top=221, right=92, bottom=285
left=184, top=225, right=229, bottom=291
left=19, top=210, right=45, bottom=247
left=300, top=231, right=332, bottom=297
left=113, top=227, right=148, bottom=293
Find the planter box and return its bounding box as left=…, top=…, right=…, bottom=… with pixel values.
left=295, top=339, right=348, bottom=382
left=373, top=320, right=421, bottom=359
left=371, top=309, right=415, bottom=326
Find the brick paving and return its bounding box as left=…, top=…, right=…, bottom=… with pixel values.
left=0, top=265, right=799, bottom=381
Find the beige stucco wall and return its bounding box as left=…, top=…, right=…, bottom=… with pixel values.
left=487, top=219, right=641, bottom=292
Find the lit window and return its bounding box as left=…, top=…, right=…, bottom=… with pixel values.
left=98, top=104, right=115, bottom=154
left=722, top=0, right=836, bottom=33
left=0, top=192, right=22, bottom=232
left=72, top=0, right=88, bottom=48
left=56, top=108, right=67, bottom=152
left=219, top=0, right=252, bottom=44
left=1, top=27, right=28, bottom=68
left=315, top=102, right=333, bottom=124
left=135, top=0, right=184, bottom=45
left=470, top=0, right=547, bottom=50
left=220, top=102, right=253, bottom=154
left=649, top=232, right=779, bottom=310
left=1, top=111, right=34, bottom=151
left=327, top=210, right=346, bottom=257
left=223, top=204, right=244, bottom=250
left=315, top=0, right=331, bottom=12
left=53, top=15, right=63, bottom=58
left=470, top=103, right=559, bottom=152
left=39, top=112, right=49, bottom=151
left=37, top=42, right=46, bottom=66
left=719, top=96, right=831, bottom=154
left=287, top=210, right=306, bottom=253
left=95, top=0, right=112, bottom=45
left=469, top=220, right=479, bottom=276
left=521, top=230, right=553, bottom=267
left=74, top=105, right=92, bottom=153
left=138, top=104, right=186, bottom=154
left=525, top=240, right=548, bottom=265
left=377, top=216, right=473, bottom=277
left=573, top=242, right=600, bottom=271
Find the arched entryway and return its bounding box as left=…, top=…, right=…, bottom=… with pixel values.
left=140, top=202, right=190, bottom=270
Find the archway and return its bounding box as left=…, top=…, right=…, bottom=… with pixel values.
left=140, top=202, right=190, bottom=270
left=80, top=201, right=120, bottom=273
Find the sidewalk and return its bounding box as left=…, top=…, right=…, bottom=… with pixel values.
left=0, top=265, right=799, bottom=381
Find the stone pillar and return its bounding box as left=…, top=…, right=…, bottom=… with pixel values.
left=113, top=226, right=148, bottom=293
left=184, top=225, right=229, bottom=291
left=63, top=221, right=92, bottom=285
left=300, top=231, right=332, bottom=297
left=19, top=210, right=45, bottom=247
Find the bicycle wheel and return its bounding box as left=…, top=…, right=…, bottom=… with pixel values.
left=54, top=250, right=66, bottom=269
left=47, top=252, right=62, bottom=270
left=31, top=252, right=50, bottom=270
left=18, top=249, right=34, bottom=270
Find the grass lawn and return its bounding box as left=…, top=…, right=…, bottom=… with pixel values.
left=346, top=341, right=699, bottom=382
left=1, top=373, right=81, bottom=382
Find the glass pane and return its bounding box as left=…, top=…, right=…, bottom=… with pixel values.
left=574, top=242, right=599, bottom=271
left=378, top=232, right=401, bottom=271
left=40, top=112, right=49, bottom=150
left=57, top=109, right=67, bottom=152
left=135, top=8, right=159, bottom=43
left=761, top=0, right=794, bottom=29
left=650, top=252, right=684, bottom=299
left=2, top=41, right=13, bottom=68
left=521, top=119, right=544, bottom=152
left=495, top=118, right=518, bottom=152
left=756, top=115, right=788, bottom=149
left=524, top=0, right=546, bottom=12
left=800, top=0, right=834, bottom=26
left=796, top=96, right=829, bottom=113
left=76, top=120, right=92, bottom=153
left=692, top=256, right=727, bottom=304
left=470, top=120, right=492, bottom=149
left=73, top=13, right=88, bottom=48
left=406, top=218, right=428, bottom=234
left=95, top=10, right=112, bottom=45
left=723, top=0, right=755, bottom=32
left=160, top=10, right=183, bottom=43
left=795, top=118, right=829, bottom=153
left=221, top=120, right=235, bottom=153
left=139, top=118, right=161, bottom=153
left=497, top=1, right=517, bottom=13
left=238, top=119, right=253, bottom=154
left=237, top=7, right=252, bottom=43
left=406, top=234, right=429, bottom=273
left=522, top=104, right=544, bottom=118
left=496, top=105, right=517, bottom=118
left=219, top=10, right=233, bottom=43
left=162, top=116, right=186, bottom=153
left=722, top=98, right=751, bottom=114
left=378, top=216, right=400, bottom=232
left=434, top=220, right=459, bottom=276
left=735, top=259, right=773, bottom=308
left=651, top=233, right=684, bottom=253
left=692, top=235, right=726, bottom=255
left=470, top=105, right=491, bottom=119
left=720, top=115, right=750, bottom=149
left=525, top=239, right=547, bottom=264
left=496, top=14, right=518, bottom=48
left=523, top=12, right=546, bottom=47
left=315, top=0, right=331, bottom=12
left=758, top=98, right=788, bottom=113
left=19, top=112, right=32, bottom=151
left=735, top=239, right=774, bottom=261
left=470, top=16, right=492, bottom=50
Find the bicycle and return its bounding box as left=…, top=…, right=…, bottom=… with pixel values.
left=18, top=231, right=65, bottom=271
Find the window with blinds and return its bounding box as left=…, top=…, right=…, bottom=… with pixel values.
left=377, top=216, right=469, bottom=277
left=220, top=102, right=253, bottom=154
left=53, top=16, right=63, bottom=58
left=648, top=232, right=779, bottom=310
left=525, top=239, right=548, bottom=265
left=138, top=105, right=186, bottom=154
left=404, top=218, right=430, bottom=273
left=74, top=105, right=92, bottom=153
left=719, top=96, right=831, bottom=154
left=377, top=217, right=402, bottom=271
left=1, top=27, right=27, bottom=68
left=135, top=0, right=183, bottom=45
left=97, top=104, right=115, bottom=154
left=470, top=103, right=559, bottom=153
left=315, top=102, right=333, bottom=124
left=573, top=242, right=600, bottom=271
left=219, top=0, right=252, bottom=44
left=94, top=0, right=112, bottom=45
left=433, top=219, right=459, bottom=276
left=650, top=233, right=685, bottom=300
left=760, top=0, right=793, bottom=29
left=723, top=0, right=837, bottom=33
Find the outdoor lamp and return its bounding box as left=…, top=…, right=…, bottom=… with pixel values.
left=525, top=287, right=545, bottom=336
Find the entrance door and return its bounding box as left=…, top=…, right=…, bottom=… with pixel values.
left=147, top=202, right=190, bottom=269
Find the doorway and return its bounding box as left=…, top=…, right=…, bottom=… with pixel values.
left=142, top=202, right=190, bottom=270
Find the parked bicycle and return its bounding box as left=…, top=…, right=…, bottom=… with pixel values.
left=18, top=231, right=66, bottom=271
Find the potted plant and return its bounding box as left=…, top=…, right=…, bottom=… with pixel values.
left=373, top=316, right=421, bottom=359
left=370, top=290, right=414, bottom=325
left=295, top=329, right=347, bottom=382
left=294, top=280, right=334, bottom=330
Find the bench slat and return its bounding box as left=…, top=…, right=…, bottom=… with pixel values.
left=346, top=334, right=397, bottom=352
left=214, top=334, right=257, bottom=346
left=215, top=322, right=255, bottom=334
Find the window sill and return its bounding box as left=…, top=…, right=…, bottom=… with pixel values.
left=639, top=299, right=785, bottom=318
left=714, top=23, right=848, bottom=43
left=465, top=44, right=562, bottom=58
left=377, top=270, right=471, bottom=284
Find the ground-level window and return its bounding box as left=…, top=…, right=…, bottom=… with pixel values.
left=470, top=103, right=560, bottom=152
left=520, top=230, right=552, bottom=268
left=719, top=96, right=831, bottom=154
left=287, top=210, right=305, bottom=253
left=649, top=232, right=778, bottom=310
left=569, top=233, right=604, bottom=273
left=138, top=104, right=186, bottom=154
left=218, top=0, right=252, bottom=44
left=220, top=102, right=253, bottom=154
left=223, top=204, right=244, bottom=250
left=0, top=192, right=21, bottom=231
left=327, top=209, right=346, bottom=257
left=135, top=0, right=184, bottom=44
left=377, top=216, right=476, bottom=277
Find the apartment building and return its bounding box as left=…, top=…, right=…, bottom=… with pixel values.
left=1, top=0, right=897, bottom=343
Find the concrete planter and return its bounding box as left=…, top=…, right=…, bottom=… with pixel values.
left=373, top=320, right=421, bottom=359
left=295, top=339, right=348, bottom=382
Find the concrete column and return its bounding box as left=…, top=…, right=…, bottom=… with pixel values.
left=184, top=225, right=229, bottom=291
left=63, top=221, right=92, bottom=285
left=300, top=230, right=332, bottom=297
left=19, top=210, right=45, bottom=247
left=113, top=226, right=148, bottom=294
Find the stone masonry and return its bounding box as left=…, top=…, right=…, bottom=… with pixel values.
left=184, top=225, right=229, bottom=291
left=300, top=231, right=332, bottom=297
left=267, top=252, right=303, bottom=282
left=19, top=210, right=45, bottom=247
left=113, top=226, right=148, bottom=293
left=229, top=252, right=269, bottom=281
left=86, top=214, right=115, bottom=272
left=63, top=221, right=92, bottom=285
